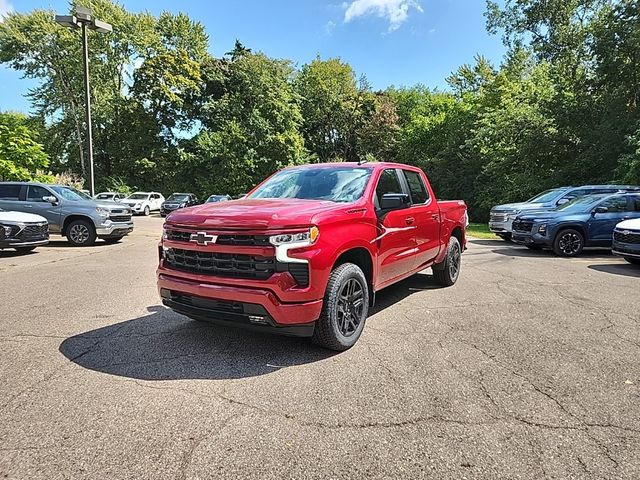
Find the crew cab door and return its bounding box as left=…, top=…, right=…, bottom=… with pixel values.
left=25, top=185, right=62, bottom=232
left=400, top=168, right=441, bottom=268
left=587, top=196, right=634, bottom=244
left=374, top=168, right=418, bottom=286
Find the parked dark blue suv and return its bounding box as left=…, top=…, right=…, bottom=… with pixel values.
left=511, top=193, right=640, bottom=256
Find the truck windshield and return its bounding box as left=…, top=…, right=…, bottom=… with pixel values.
left=249, top=167, right=372, bottom=203
left=527, top=188, right=566, bottom=203
left=167, top=194, right=189, bottom=202
left=555, top=194, right=607, bottom=212
left=50, top=186, right=93, bottom=201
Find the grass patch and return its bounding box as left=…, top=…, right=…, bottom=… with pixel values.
left=466, top=223, right=498, bottom=239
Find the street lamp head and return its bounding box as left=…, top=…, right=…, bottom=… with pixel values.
left=75, top=6, right=93, bottom=22
left=91, top=19, right=113, bottom=34
left=54, top=15, right=80, bottom=29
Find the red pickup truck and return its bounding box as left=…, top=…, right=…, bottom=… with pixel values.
left=158, top=162, right=467, bottom=350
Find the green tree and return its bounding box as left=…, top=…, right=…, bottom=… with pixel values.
left=0, top=112, right=49, bottom=181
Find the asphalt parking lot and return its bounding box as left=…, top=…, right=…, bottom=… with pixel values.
left=1, top=215, right=639, bottom=479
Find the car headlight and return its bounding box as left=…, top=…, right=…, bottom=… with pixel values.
left=135, top=203, right=141, bottom=208
left=0, top=224, right=11, bottom=238
left=537, top=224, right=547, bottom=235
left=269, top=227, right=319, bottom=246
left=96, top=207, right=109, bottom=218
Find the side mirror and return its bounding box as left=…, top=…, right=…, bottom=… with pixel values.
left=593, top=206, right=608, bottom=214
left=556, top=198, right=571, bottom=206
left=379, top=193, right=410, bottom=212
left=42, top=195, right=58, bottom=205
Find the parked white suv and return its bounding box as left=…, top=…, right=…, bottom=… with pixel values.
left=121, top=192, right=164, bottom=216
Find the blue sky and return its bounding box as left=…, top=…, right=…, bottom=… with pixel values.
left=0, top=0, right=506, bottom=114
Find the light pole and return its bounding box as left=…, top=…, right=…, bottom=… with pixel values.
left=55, top=6, right=112, bottom=197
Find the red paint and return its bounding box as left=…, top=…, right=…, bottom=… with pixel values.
left=157, top=162, right=467, bottom=327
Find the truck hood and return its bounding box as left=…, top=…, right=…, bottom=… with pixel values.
left=517, top=211, right=569, bottom=221
left=165, top=198, right=350, bottom=230
left=492, top=202, right=550, bottom=213
left=0, top=211, right=47, bottom=224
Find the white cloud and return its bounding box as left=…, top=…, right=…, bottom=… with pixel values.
left=0, top=0, right=13, bottom=22
left=343, top=0, right=422, bottom=32
left=325, top=20, right=337, bottom=35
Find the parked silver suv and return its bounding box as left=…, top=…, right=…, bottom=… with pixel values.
left=0, top=182, right=134, bottom=246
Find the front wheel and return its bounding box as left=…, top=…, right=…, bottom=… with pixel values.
left=432, top=236, right=462, bottom=287
left=66, top=220, right=96, bottom=247
left=312, top=263, right=369, bottom=351
left=553, top=229, right=584, bottom=257
left=143, top=205, right=150, bottom=216
left=624, top=257, right=640, bottom=266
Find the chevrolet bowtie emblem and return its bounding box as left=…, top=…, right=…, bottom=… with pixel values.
left=190, top=232, right=217, bottom=245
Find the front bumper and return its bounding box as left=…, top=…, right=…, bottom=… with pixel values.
left=158, top=272, right=323, bottom=330
left=160, top=206, right=181, bottom=216
left=489, top=218, right=514, bottom=234
left=96, top=220, right=134, bottom=237
left=0, top=238, right=49, bottom=248
left=612, top=241, right=640, bottom=259
left=511, top=230, right=551, bottom=247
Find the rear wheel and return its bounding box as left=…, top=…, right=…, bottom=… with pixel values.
left=553, top=229, right=584, bottom=257
left=312, top=263, right=369, bottom=351
left=66, top=220, right=96, bottom=247
left=624, top=257, right=640, bottom=265
left=432, top=236, right=462, bottom=287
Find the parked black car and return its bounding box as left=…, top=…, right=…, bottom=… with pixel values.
left=160, top=193, right=199, bottom=217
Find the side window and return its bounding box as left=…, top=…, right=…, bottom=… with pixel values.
left=27, top=185, right=52, bottom=202
left=599, top=197, right=629, bottom=213
left=402, top=170, right=430, bottom=204
left=633, top=197, right=640, bottom=212
left=559, top=189, right=587, bottom=203
left=375, top=169, right=403, bottom=205
left=0, top=184, right=21, bottom=200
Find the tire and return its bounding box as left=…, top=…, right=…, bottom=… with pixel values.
left=526, top=245, right=543, bottom=250
left=432, top=236, right=462, bottom=287
left=553, top=228, right=584, bottom=257
left=624, top=257, right=640, bottom=265
left=143, top=206, right=150, bottom=216
left=312, top=263, right=369, bottom=351
left=102, top=236, right=124, bottom=244
left=497, top=233, right=512, bottom=242
left=66, top=219, right=96, bottom=247
left=14, top=246, right=36, bottom=253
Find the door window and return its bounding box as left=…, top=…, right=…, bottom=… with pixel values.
left=402, top=170, right=430, bottom=205
left=0, top=184, right=21, bottom=200
left=598, top=196, right=629, bottom=213
left=375, top=169, right=403, bottom=205
left=27, top=185, right=52, bottom=202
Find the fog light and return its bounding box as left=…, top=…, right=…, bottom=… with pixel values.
left=248, top=315, right=268, bottom=325
left=538, top=224, right=547, bottom=235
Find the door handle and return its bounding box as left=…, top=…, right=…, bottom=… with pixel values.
left=405, top=217, right=415, bottom=225
left=431, top=214, right=439, bottom=220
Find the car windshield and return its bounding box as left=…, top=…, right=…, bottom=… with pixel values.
left=167, top=194, right=189, bottom=202
left=527, top=188, right=566, bottom=203
left=555, top=194, right=606, bottom=212
left=50, top=186, right=93, bottom=202
left=207, top=195, right=227, bottom=202
left=249, top=166, right=373, bottom=203
left=128, top=193, right=149, bottom=200
left=96, top=194, right=112, bottom=199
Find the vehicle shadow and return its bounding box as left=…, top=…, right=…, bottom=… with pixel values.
left=0, top=249, right=37, bottom=257
left=588, top=263, right=640, bottom=278
left=490, top=245, right=613, bottom=259
left=59, top=272, right=443, bottom=381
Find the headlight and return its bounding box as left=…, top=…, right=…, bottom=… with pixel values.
left=135, top=203, right=141, bottom=208
left=0, top=224, right=11, bottom=238
left=507, top=210, right=520, bottom=220
left=269, top=226, right=319, bottom=246
left=96, top=207, right=109, bottom=218
left=537, top=224, right=547, bottom=235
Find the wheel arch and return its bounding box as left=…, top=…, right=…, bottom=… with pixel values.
left=332, top=247, right=375, bottom=306
left=62, top=215, right=96, bottom=235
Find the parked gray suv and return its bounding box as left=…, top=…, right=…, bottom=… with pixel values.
left=0, top=182, right=134, bottom=246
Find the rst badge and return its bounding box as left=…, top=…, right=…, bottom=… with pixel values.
left=190, top=232, right=217, bottom=245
